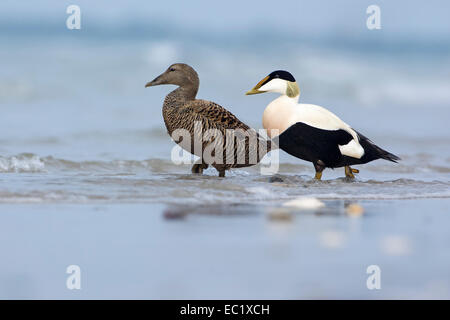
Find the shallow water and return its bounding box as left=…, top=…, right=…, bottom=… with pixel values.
left=1, top=199, right=450, bottom=299
left=0, top=144, right=449, bottom=204
left=1, top=147, right=449, bottom=299
left=1, top=2, right=450, bottom=298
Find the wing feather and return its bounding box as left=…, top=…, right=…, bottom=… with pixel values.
left=176, top=99, right=269, bottom=167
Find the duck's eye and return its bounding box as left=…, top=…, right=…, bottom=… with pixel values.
left=169, top=68, right=175, bottom=72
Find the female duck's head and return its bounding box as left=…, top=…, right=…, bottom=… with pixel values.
left=145, top=63, right=199, bottom=89
left=246, top=70, right=300, bottom=98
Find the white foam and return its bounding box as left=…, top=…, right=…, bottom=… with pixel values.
left=0, top=154, right=45, bottom=173
left=282, top=197, right=325, bottom=210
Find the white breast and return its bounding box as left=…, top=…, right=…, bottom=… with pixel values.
left=262, top=96, right=365, bottom=159
left=262, top=96, right=297, bottom=138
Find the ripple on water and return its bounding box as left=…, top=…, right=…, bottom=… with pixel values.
left=0, top=154, right=449, bottom=204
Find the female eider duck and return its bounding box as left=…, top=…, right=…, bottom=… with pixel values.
left=145, top=63, right=270, bottom=177
left=246, top=70, right=400, bottom=179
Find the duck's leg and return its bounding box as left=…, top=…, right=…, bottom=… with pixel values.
left=191, top=160, right=208, bottom=174
left=314, top=162, right=325, bottom=180
left=344, top=166, right=359, bottom=179
left=212, top=164, right=226, bottom=178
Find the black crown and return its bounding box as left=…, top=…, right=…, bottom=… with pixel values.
left=268, top=70, right=296, bottom=82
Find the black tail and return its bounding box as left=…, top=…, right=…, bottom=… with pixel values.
left=357, top=131, right=400, bottom=163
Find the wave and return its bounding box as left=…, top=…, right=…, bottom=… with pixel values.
left=0, top=153, right=45, bottom=173
left=1, top=153, right=450, bottom=175
left=0, top=154, right=180, bottom=173
left=0, top=154, right=449, bottom=204
left=0, top=179, right=448, bottom=204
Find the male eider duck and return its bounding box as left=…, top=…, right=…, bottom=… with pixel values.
left=246, top=70, right=400, bottom=179
left=145, top=63, right=270, bottom=177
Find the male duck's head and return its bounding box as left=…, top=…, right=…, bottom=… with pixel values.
left=246, top=70, right=300, bottom=98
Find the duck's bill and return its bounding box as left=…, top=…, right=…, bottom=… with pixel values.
left=145, top=73, right=164, bottom=87
left=245, top=76, right=269, bottom=95
left=145, top=79, right=158, bottom=88
left=245, top=87, right=265, bottom=95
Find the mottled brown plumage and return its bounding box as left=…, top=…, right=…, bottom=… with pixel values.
left=145, top=63, right=271, bottom=177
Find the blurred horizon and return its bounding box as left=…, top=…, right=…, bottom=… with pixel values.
left=2, top=0, right=450, bottom=37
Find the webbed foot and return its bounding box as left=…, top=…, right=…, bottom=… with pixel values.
left=314, top=161, right=325, bottom=180
left=344, top=166, right=359, bottom=179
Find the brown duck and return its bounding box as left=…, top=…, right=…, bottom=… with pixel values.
left=145, top=63, right=271, bottom=177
